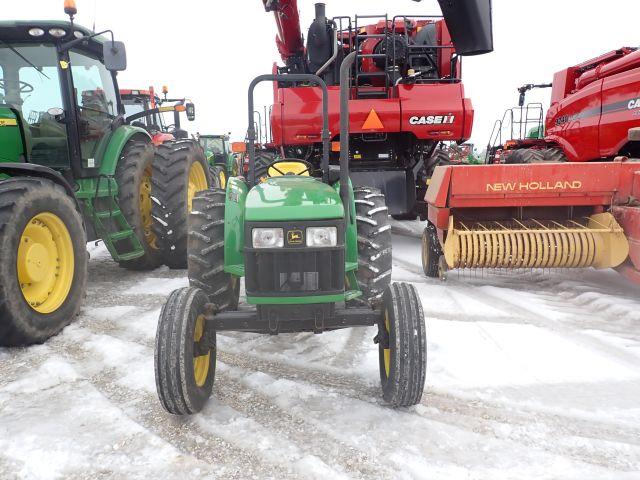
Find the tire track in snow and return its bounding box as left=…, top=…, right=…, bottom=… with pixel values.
left=44, top=332, right=294, bottom=480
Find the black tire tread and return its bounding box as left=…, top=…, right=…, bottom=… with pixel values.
left=188, top=189, right=239, bottom=310
left=354, top=186, right=392, bottom=305
left=380, top=282, right=427, bottom=407
left=151, top=140, right=209, bottom=269
left=115, top=140, right=161, bottom=270
left=422, top=222, right=441, bottom=278
left=154, top=287, right=214, bottom=415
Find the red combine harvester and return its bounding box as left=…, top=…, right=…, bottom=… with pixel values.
left=120, top=86, right=195, bottom=145
left=258, top=0, right=493, bottom=219
left=422, top=48, right=640, bottom=284
left=487, top=47, right=640, bottom=164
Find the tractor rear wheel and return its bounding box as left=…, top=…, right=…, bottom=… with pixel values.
left=152, top=141, right=210, bottom=269
left=115, top=141, right=161, bottom=270
left=355, top=186, right=392, bottom=306
left=254, top=150, right=277, bottom=183
left=0, top=177, right=87, bottom=346
left=378, top=282, right=426, bottom=407
left=155, top=287, right=215, bottom=415
left=188, top=189, right=240, bottom=311
left=209, top=165, right=227, bottom=190
left=421, top=221, right=442, bottom=278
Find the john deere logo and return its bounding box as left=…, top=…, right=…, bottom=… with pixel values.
left=287, top=229, right=303, bottom=245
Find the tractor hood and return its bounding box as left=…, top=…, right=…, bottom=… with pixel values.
left=245, top=176, right=343, bottom=221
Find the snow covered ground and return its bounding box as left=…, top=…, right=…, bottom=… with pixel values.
left=1, top=228, right=640, bottom=479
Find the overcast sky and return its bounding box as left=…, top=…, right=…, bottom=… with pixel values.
left=5, top=0, right=639, bottom=150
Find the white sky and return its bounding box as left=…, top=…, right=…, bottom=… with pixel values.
left=5, top=0, right=640, bottom=149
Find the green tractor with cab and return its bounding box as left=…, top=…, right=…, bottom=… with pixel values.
left=0, top=6, right=209, bottom=346
left=197, top=133, right=237, bottom=189
left=154, top=54, right=427, bottom=412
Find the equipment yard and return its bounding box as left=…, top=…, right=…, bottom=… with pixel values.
left=1, top=228, right=639, bottom=480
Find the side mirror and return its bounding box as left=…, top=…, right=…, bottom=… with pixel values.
left=185, top=102, right=195, bottom=121
left=518, top=92, right=525, bottom=107
left=103, top=41, right=127, bottom=71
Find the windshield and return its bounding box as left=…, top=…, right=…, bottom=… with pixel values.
left=0, top=43, right=64, bottom=121
left=200, top=137, right=224, bottom=155
left=123, top=101, right=145, bottom=117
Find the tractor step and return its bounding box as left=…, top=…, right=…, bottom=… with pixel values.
left=109, top=229, right=136, bottom=242
left=79, top=176, right=146, bottom=263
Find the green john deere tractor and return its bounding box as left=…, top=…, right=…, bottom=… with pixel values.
left=197, top=133, right=237, bottom=189
left=154, top=54, right=427, bottom=413
left=0, top=9, right=209, bottom=345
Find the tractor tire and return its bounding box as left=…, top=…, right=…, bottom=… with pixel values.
left=155, top=287, right=215, bottom=415
left=115, top=140, right=161, bottom=270
left=378, top=282, right=426, bottom=407
left=188, top=189, right=240, bottom=311
left=424, top=149, right=451, bottom=177
left=152, top=141, right=210, bottom=269
left=254, top=150, right=277, bottom=183
left=505, top=148, right=567, bottom=164
left=541, top=148, right=567, bottom=162
left=209, top=165, right=227, bottom=190
left=504, top=149, right=542, bottom=164
left=0, top=177, right=87, bottom=346
left=354, top=186, right=392, bottom=306
left=421, top=221, right=442, bottom=278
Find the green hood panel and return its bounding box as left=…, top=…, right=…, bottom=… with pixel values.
left=245, top=176, right=344, bottom=221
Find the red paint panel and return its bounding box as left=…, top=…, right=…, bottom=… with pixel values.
left=435, top=162, right=640, bottom=209
left=599, top=66, right=640, bottom=157
left=546, top=80, right=602, bottom=161
left=399, top=83, right=467, bottom=141
left=425, top=165, right=452, bottom=207
left=612, top=205, right=640, bottom=271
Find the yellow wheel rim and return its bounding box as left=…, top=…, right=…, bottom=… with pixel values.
left=193, top=314, right=211, bottom=387
left=17, top=212, right=74, bottom=314
left=187, top=162, right=208, bottom=212
left=219, top=170, right=227, bottom=189
left=383, top=310, right=391, bottom=378
left=139, top=162, right=158, bottom=250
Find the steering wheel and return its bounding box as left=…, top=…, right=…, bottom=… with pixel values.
left=266, top=158, right=315, bottom=177
left=0, top=79, right=34, bottom=94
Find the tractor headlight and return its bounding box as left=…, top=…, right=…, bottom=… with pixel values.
left=252, top=228, right=284, bottom=248
left=306, top=227, right=337, bottom=247
left=48, top=28, right=67, bottom=38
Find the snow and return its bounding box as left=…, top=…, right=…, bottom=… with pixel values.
left=1, top=231, right=640, bottom=479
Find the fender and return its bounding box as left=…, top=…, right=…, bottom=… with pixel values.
left=543, top=134, right=582, bottom=162
left=0, top=162, right=78, bottom=205
left=98, top=125, right=151, bottom=176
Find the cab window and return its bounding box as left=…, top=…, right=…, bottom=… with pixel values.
left=69, top=49, right=119, bottom=165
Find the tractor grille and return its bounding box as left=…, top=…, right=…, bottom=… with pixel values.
left=244, top=221, right=345, bottom=297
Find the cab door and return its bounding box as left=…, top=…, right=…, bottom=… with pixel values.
left=68, top=48, right=120, bottom=170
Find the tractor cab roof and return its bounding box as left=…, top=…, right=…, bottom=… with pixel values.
left=0, top=21, right=103, bottom=49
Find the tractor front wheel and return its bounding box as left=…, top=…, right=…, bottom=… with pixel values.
left=0, top=177, right=87, bottom=346
left=152, top=141, right=210, bottom=269
left=355, top=187, right=392, bottom=306
left=155, top=287, right=215, bottom=415
left=188, top=189, right=239, bottom=310
left=116, top=141, right=161, bottom=270
left=378, top=282, right=426, bottom=407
